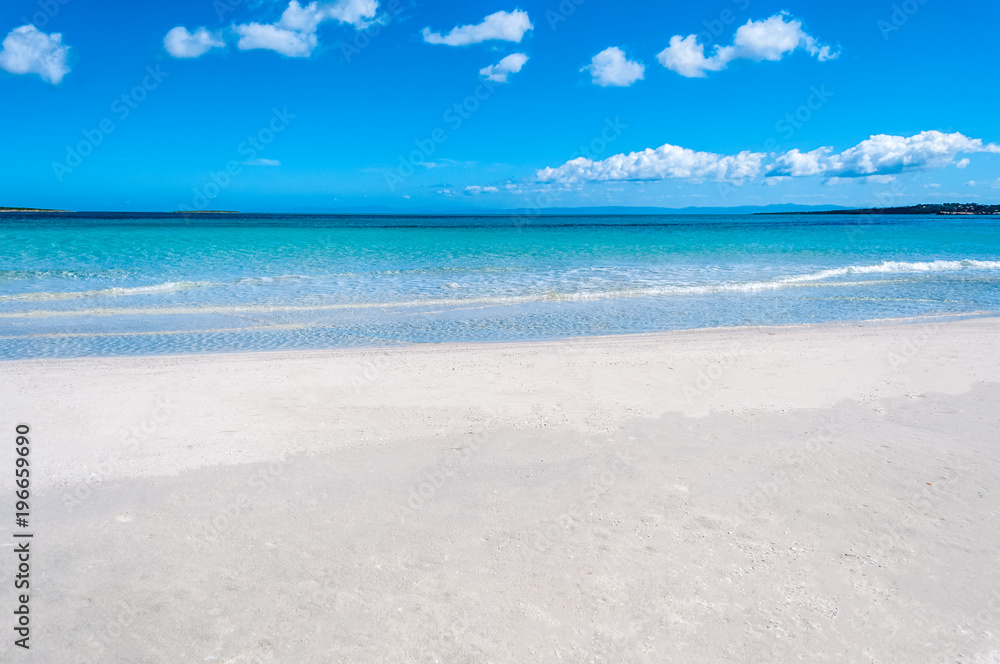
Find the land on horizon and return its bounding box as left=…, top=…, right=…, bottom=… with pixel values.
left=4, top=202, right=999, bottom=216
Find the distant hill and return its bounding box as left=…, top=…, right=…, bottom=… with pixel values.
left=283, top=203, right=851, bottom=215
left=759, top=203, right=1000, bottom=216
left=0, top=206, right=70, bottom=212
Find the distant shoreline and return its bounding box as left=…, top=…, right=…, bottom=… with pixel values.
left=0, top=207, right=71, bottom=213
left=3, top=203, right=999, bottom=216
left=754, top=203, right=1000, bottom=216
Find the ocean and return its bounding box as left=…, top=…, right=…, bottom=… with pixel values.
left=1, top=212, right=998, bottom=359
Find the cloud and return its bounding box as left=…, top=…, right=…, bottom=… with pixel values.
left=242, top=158, right=281, bottom=166
left=767, top=131, right=1000, bottom=179
left=164, top=27, right=225, bottom=58
left=537, top=144, right=767, bottom=184
left=233, top=0, right=378, bottom=57
left=422, top=10, right=532, bottom=46
left=537, top=131, right=1000, bottom=185
left=480, top=52, right=528, bottom=83
left=0, top=25, right=70, bottom=84
left=465, top=185, right=500, bottom=195
left=582, top=47, right=644, bottom=87
left=956, top=158, right=970, bottom=168
left=824, top=175, right=897, bottom=185
left=966, top=178, right=1000, bottom=188
left=234, top=23, right=318, bottom=57
left=657, top=12, right=838, bottom=78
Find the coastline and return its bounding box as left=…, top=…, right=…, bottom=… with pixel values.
left=3, top=316, right=999, bottom=662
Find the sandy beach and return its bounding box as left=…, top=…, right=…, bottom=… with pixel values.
left=2, top=316, right=999, bottom=663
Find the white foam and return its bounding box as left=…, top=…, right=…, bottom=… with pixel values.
left=0, top=281, right=214, bottom=303
left=778, top=259, right=1000, bottom=284
left=1, top=259, right=997, bottom=318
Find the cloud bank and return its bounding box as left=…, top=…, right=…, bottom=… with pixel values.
left=536, top=131, right=999, bottom=185
left=538, top=145, right=765, bottom=184
left=422, top=10, right=532, bottom=46
left=480, top=53, right=528, bottom=83
left=0, top=24, right=71, bottom=84
left=658, top=12, right=838, bottom=78
left=582, top=47, right=644, bottom=87
left=766, top=131, right=1000, bottom=178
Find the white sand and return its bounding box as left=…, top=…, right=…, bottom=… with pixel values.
left=2, top=317, right=999, bottom=662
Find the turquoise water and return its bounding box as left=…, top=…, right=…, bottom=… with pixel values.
left=1, top=213, right=998, bottom=359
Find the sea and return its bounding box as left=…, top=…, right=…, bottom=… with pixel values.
left=1, top=212, right=998, bottom=359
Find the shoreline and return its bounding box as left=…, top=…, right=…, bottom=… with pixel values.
left=3, top=309, right=998, bottom=364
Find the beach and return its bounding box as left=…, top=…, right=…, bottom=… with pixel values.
left=3, top=316, right=999, bottom=662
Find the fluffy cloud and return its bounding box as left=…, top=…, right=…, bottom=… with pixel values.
left=537, top=144, right=766, bottom=184
left=234, top=22, right=318, bottom=57
left=234, top=0, right=378, bottom=56
left=480, top=52, right=528, bottom=82
left=537, top=131, right=999, bottom=185
left=582, top=47, right=644, bottom=87
left=164, top=27, right=225, bottom=58
left=422, top=10, right=532, bottom=46
left=0, top=25, right=70, bottom=84
left=164, top=0, right=379, bottom=59
left=658, top=12, right=838, bottom=78
left=767, top=131, right=1000, bottom=179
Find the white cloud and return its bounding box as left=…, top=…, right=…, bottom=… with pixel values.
left=657, top=12, right=838, bottom=78
left=956, top=157, right=970, bottom=168
left=465, top=185, right=500, bottom=195
left=537, top=131, right=1000, bottom=185
left=164, top=27, right=225, bottom=58
left=322, top=0, right=380, bottom=27
left=422, top=10, right=532, bottom=46
left=235, top=23, right=317, bottom=57
left=234, top=0, right=378, bottom=57
left=0, top=25, right=70, bottom=84
left=537, top=144, right=766, bottom=184
left=767, top=131, right=1000, bottom=179
left=582, top=47, right=644, bottom=87
left=825, top=174, right=897, bottom=185
left=480, top=52, right=528, bottom=83
left=966, top=178, right=1000, bottom=188
left=242, top=158, right=281, bottom=166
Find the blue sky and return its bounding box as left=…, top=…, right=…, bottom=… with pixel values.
left=1, top=0, right=998, bottom=211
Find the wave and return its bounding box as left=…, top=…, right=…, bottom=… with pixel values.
left=0, top=280, right=214, bottom=303
left=0, top=278, right=905, bottom=319
left=0, top=274, right=309, bottom=302
left=1, top=259, right=997, bottom=317
left=778, top=259, right=1000, bottom=283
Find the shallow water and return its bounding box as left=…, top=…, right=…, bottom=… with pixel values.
left=2, top=212, right=998, bottom=358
